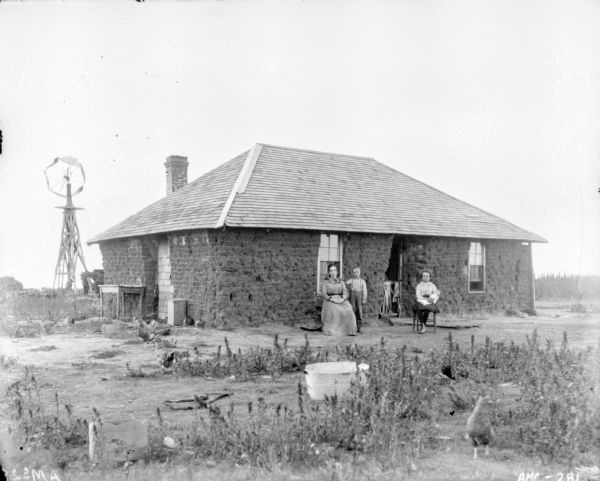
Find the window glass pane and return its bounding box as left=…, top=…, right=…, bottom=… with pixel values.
left=469, top=242, right=483, bottom=266
left=320, top=234, right=329, bottom=248
left=318, top=234, right=342, bottom=292
left=320, top=261, right=329, bottom=276
left=468, top=243, right=485, bottom=292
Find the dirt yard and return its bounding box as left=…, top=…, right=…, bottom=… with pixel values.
left=1, top=303, right=599, bottom=481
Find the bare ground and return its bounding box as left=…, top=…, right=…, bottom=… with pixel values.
left=1, top=303, right=599, bottom=480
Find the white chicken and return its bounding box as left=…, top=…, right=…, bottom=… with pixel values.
left=466, top=396, right=495, bottom=459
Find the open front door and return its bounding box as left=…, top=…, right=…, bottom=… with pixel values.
left=384, top=236, right=403, bottom=315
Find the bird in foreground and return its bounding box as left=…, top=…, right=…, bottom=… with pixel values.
left=154, top=340, right=188, bottom=372
left=138, top=323, right=154, bottom=342
left=466, top=396, right=495, bottom=459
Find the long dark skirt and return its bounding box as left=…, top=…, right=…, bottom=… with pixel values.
left=322, top=296, right=357, bottom=336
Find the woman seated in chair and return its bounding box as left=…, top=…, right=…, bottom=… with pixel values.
left=415, top=271, right=440, bottom=333
left=321, top=264, right=357, bottom=336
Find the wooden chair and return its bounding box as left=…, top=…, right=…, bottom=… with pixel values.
left=412, top=305, right=437, bottom=333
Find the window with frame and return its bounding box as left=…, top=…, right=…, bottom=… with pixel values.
left=468, top=242, right=485, bottom=292
left=317, top=234, right=342, bottom=292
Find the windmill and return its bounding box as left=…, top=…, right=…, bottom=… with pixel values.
left=44, top=156, right=89, bottom=289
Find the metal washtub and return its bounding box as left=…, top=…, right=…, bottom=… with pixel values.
left=304, top=362, right=369, bottom=401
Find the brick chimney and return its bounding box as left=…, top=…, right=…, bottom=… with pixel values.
left=164, top=155, right=188, bottom=195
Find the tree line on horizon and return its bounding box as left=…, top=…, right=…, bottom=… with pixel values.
left=535, top=273, right=600, bottom=299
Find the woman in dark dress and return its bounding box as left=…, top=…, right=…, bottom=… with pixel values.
left=321, top=264, right=357, bottom=336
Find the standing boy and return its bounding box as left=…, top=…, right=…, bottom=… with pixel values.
left=346, top=267, right=368, bottom=333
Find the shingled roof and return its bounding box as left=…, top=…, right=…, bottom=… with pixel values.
left=88, top=143, right=546, bottom=244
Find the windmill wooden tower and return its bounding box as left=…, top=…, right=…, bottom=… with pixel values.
left=44, top=156, right=89, bottom=289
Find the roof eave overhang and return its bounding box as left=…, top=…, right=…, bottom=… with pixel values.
left=89, top=224, right=546, bottom=245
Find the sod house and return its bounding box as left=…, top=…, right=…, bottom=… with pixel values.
left=88, top=144, right=546, bottom=326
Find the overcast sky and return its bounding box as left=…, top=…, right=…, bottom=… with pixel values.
left=1, top=0, right=599, bottom=289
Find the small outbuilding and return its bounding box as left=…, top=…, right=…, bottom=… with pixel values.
left=88, top=144, right=546, bottom=326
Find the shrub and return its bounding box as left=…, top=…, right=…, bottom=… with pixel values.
left=0, top=276, right=23, bottom=292
left=186, top=345, right=441, bottom=470
left=173, top=334, right=324, bottom=379
left=5, top=289, right=101, bottom=322
left=5, top=370, right=89, bottom=467
left=0, top=354, right=18, bottom=369
left=6, top=332, right=599, bottom=470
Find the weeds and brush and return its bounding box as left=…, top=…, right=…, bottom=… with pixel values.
left=438, top=331, right=600, bottom=462
left=5, top=331, right=600, bottom=471
left=125, top=362, right=153, bottom=378
left=172, top=334, right=425, bottom=382
left=172, top=334, right=315, bottom=379
left=0, top=319, right=41, bottom=337
left=184, top=360, right=436, bottom=469
left=178, top=331, right=600, bottom=466
left=492, top=332, right=600, bottom=462
left=4, top=289, right=101, bottom=322
left=5, top=369, right=89, bottom=468
left=1, top=353, right=18, bottom=369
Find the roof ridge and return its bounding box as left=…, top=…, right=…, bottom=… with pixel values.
left=257, top=142, right=376, bottom=161
left=215, top=145, right=261, bottom=228
left=373, top=159, right=547, bottom=242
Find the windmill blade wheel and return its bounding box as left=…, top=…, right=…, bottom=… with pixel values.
left=44, top=156, right=86, bottom=198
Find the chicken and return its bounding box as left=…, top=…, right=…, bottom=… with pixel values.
left=466, top=396, right=494, bottom=459
left=138, top=323, right=154, bottom=343
left=161, top=351, right=176, bottom=369
left=154, top=341, right=188, bottom=372
left=154, top=341, right=172, bottom=371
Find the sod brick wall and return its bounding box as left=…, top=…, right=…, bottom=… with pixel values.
left=168, top=229, right=321, bottom=327
left=99, top=237, right=158, bottom=315
left=399, top=236, right=534, bottom=314
left=167, top=230, right=217, bottom=325
left=100, top=230, right=535, bottom=325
